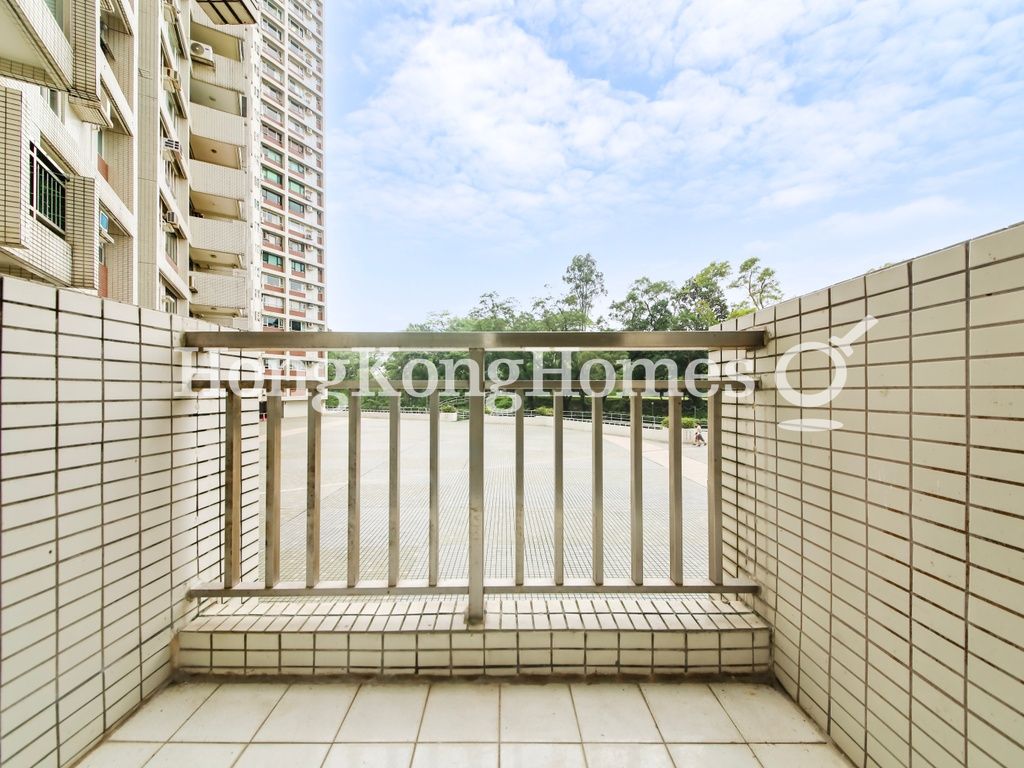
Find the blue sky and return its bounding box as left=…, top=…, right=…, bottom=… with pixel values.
left=323, top=0, right=1024, bottom=331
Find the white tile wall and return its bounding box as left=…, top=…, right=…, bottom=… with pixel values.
left=0, top=276, right=260, bottom=767
left=712, top=222, right=1024, bottom=768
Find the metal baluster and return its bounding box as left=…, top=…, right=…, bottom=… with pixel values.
left=553, top=391, right=564, bottom=585
left=306, top=387, right=322, bottom=588
left=629, top=389, right=643, bottom=585
left=264, top=393, right=283, bottom=588
left=707, top=389, right=724, bottom=584
left=592, top=395, right=604, bottom=586
left=428, top=390, right=440, bottom=587
left=347, top=393, right=361, bottom=587
left=668, top=394, right=683, bottom=585
left=467, top=348, right=485, bottom=621
left=515, top=394, right=525, bottom=587
left=388, top=393, right=401, bottom=587
left=224, top=388, right=242, bottom=588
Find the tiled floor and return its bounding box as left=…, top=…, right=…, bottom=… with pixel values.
left=80, top=680, right=853, bottom=767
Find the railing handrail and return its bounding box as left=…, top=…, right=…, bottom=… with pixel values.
left=183, top=328, right=766, bottom=350
left=191, top=334, right=761, bottom=621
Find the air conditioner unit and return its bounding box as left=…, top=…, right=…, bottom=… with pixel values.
left=163, top=67, right=181, bottom=93
left=188, top=275, right=199, bottom=294
left=162, top=211, right=178, bottom=230
left=162, top=138, right=181, bottom=154
left=190, top=42, right=214, bottom=67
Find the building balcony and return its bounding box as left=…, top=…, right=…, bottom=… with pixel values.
left=195, top=0, right=258, bottom=25
left=191, top=49, right=250, bottom=94
left=190, top=160, right=248, bottom=220
left=189, top=215, right=248, bottom=268
left=188, top=268, right=248, bottom=317
left=0, top=0, right=74, bottom=92
left=189, top=103, right=248, bottom=169
left=4, top=221, right=1024, bottom=768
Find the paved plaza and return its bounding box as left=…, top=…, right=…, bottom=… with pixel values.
left=267, top=416, right=712, bottom=585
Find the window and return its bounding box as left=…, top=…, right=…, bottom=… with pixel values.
left=263, top=146, right=283, bottom=164
left=262, top=188, right=283, bottom=206
left=288, top=199, right=305, bottom=214
left=264, top=316, right=283, bottom=329
left=289, top=279, right=305, bottom=292
left=290, top=260, right=306, bottom=274
left=162, top=287, right=177, bottom=314
left=262, top=167, right=283, bottom=185
left=264, top=104, right=283, bottom=124
left=288, top=180, right=305, bottom=195
left=263, top=125, right=283, bottom=144
left=288, top=158, right=305, bottom=174
left=290, top=320, right=302, bottom=331
left=43, top=0, right=62, bottom=24
left=263, top=295, right=284, bottom=309
left=29, top=144, right=67, bottom=236
left=263, top=230, right=283, bottom=249
left=263, top=252, right=283, bottom=267
left=264, top=274, right=284, bottom=288
left=262, top=209, right=283, bottom=227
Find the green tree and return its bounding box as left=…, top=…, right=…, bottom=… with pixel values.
left=561, top=253, right=606, bottom=329
left=608, top=277, right=679, bottom=331
left=728, top=257, right=783, bottom=313
left=676, top=261, right=731, bottom=329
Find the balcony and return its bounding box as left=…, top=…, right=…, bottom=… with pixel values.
left=195, top=0, right=258, bottom=25
left=189, top=269, right=248, bottom=317
left=4, top=221, right=1024, bottom=768
left=0, top=0, right=74, bottom=92
left=188, top=215, right=247, bottom=267
left=189, top=103, right=247, bottom=169
left=190, top=159, right=248, bottom=219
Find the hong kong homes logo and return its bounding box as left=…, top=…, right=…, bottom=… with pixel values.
left=775, top=315, right=878, bottom=432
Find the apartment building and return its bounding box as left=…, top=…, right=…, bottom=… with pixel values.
left=257, top=0, right=327, bottom=377
left=0, top=0, right=262, bottom=329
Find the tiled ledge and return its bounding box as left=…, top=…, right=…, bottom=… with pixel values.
left=175, top=596, right=771, bottom=677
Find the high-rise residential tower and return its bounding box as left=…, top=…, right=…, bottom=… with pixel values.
left=256, top=0, right=327, bottom=379
left=0, top=0, right=263, bottom=329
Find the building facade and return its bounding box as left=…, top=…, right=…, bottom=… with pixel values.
left=0, top=0, right=265, bottom=331
left=256, top=0, right=327, bottom=377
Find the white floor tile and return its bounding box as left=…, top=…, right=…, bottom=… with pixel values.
left=668, top=743, right=762, bottom=767
left=500, top=683, right=580, bottom=743
left=323, top=743, right=416, bottom=768
left=570, top=684, right=662, bottom=742
left=752, top=743, right=853, bottom=767
left=640, top=683, right=742, bottom=742
left=74, top=742, right=160, bottom=768
left=254, top=683, right=358, bottom=742
left=411, top=743, right=498, bottom=768
left=110, top=682, right=218, bottom=742
left=711, top=684, right=825, bottom=743
left=145, top=743, right=245, bottom=768
left=418, top=684, right=499, bottom=742
left=584, top=743, right=674, bottom=768
left=501, top=743, right=586, bottom=768
left=234, top=743, right=331, bottom=767
left=335, top=684, right=428, bottom=742
left=171, top=684, right=287, bottom=742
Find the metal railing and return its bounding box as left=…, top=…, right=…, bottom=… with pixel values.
left=186, top=330, right=765, bottom=620
left=29, top=144, right=67, bottom=236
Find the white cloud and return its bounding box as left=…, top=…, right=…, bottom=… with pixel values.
left=330, top=0, right=1024, bottom=237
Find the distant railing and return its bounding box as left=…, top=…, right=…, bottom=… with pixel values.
left=185, top=330, right=765, bottom=621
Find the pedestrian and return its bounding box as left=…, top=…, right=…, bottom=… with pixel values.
left=694, top=423, right=706, bottom=447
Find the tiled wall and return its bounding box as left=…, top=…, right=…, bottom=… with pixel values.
left=0, top=276, right=260, bottom=767
left=713, top=222, right=1024, bottom=768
